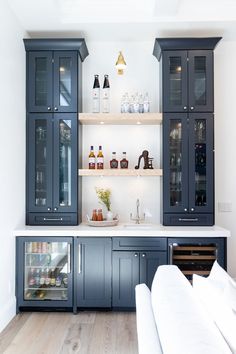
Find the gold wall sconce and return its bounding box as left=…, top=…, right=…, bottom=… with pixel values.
left=115, top=51, right=126, bottom=75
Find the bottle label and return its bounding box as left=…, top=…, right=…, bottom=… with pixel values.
left=89, top=157, right=96, bottom=169
left=97, top=157, right=104, bottom=169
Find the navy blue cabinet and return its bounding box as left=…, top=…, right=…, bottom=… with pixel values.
left=75, top=238, right=112, bottom=308
left=24, top=39, right=88, bottom=225
left=26, top=113, right=78, bottom=225
left=16, top=237, right=74, bottom=312
left=163, top=113, right=214, bottom=226
left=112, top=238, right=167, bottom=308
left=153, top=37, right=221, bottom=226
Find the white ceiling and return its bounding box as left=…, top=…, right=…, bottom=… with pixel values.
left=7, top=0, right=236, bottom=41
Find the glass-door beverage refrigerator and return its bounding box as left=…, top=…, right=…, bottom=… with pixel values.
left=16, top=237, right=73, bottom=311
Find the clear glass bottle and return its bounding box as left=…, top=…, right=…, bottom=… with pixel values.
left=102, top=75, right=110, bottom=113
left=143, top=92, right=150, bottom=113
left=110, top=152, right=118, bottom=169
left=97, top=145, right=104, bottom=169
left=120, top=152, right=129, bottom=169
left=139, top=94, right=144, bottom=113
left=92, top=74, right=100, bottom=113
left=133, top=93, right=139, bottom=113
left=88, top=145, right=96, bottom=169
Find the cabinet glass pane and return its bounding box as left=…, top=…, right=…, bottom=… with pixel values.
left=169, top=120, right=183, bottom=207
left=24, top=241, right=69, bottom=301
left=169, top=57, right=182, bottom=106
left=59, top=120, right=72, bottom=207
left=35, top=58, right=48, bottom=106
left=35, top=120, right=47, bottom=207
left=194, top=57, right=206, bottom=106
left=59, top=58, right=72, bottom=107
left=195, top=119, right=207, bottom=206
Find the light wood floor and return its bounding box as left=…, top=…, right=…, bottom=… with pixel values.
left=0, top=312, right=138, bottom=354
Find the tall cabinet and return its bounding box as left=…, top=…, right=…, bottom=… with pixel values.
left=24, top=39, right=88, bottom=225
left=153, top=38, right=221, bottom=226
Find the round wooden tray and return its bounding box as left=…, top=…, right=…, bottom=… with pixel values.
left=86, top=218, right=119, bottom=227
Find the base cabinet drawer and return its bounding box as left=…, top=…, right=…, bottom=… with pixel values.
left=163, top=213, right=214, bottom=226
left=27, top=213, right=78, bottom=225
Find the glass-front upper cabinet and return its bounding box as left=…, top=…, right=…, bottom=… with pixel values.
left=53, top=114, right=77, bottom=212
left=16, top=237, right=73, bottom=310
left=163, top=114, right=188, bottom=213
left=28, top=51, right=77, bottom=113
left=188, top=113, right=214, bottom=213
left=162, top=50, right=213, bottom=113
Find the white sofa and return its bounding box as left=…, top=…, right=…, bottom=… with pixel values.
left=135, top=264, right=236, bottom=354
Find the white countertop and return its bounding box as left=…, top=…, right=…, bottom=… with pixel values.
left=13, top=223, right=231, bottom=238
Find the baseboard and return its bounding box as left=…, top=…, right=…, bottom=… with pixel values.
left=0, top=297, right=16, bottom=333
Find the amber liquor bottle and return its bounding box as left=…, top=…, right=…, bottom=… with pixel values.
left=89, top=146, right=96, bottom=169
left=97, top=146, right=104, bottom=169
left=120, top=152, right=129, bottom=169
left=110, top=152, right=118, bottom=168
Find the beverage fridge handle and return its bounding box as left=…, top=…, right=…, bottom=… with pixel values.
left=78, top=244, right=82, bottom=274
left=169, top=244, right=173, bottom=265
left=67, top=243, right=71, bottom=274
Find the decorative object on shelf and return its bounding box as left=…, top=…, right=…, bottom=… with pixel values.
left=95, top=187, right=113, bottom=221
left=115, top=51, right=126, bottom=75
left=102, top=75, right=110, bottom=113
left=130, top=199, right=145, bottom=224
left=91, top=209, right=98, bottom=221
left=92, top=74, right=100, bottom=113
left=135, top=150, right=154, bottom=169
left=97, top=208, right=104, bottom=221
left=121, top=92, right=150, bottom=113
left=120, top=152, right=129, bottom=169
left=110, top=152, right=118, bottom=169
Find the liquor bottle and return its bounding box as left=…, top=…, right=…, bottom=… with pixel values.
left=35, top=269, right=40, bottom=287
left=56, top=274, right=62, bottom=287
left=28, top=268, right=35, bottom=287
left=110, top=152, right=118, bottom=169
left=40, top=269, right=45, bottom=286
left=45, top=268, right=50, bottom=287
left=102, top=75, right=110, bottom=113
left=120, top=152, right=129, bottom=169
left=50, top=269, right=56, bottom=287
left=92, top=74, right=100, bottom=113
left=88, top=146, right=96, bottom=169
left=63, top=275, right=68, bottom=288
left=97, top=146, right=104, bottom=169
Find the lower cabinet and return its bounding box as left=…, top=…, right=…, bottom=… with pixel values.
left=75, top=237, right=111, bottom=308
left=112, top=237, right=167, bottom=308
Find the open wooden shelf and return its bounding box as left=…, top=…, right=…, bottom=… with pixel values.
left=78, top=168, right=163, bottom=177
left=79, top=113, right=162, bottom=125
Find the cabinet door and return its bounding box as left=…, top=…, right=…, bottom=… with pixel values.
left=163, top=113, right=189, bottom=213
left=188, top=50, right=213, bottom=112
left=112, top=251, right=139, bottom=308
left=140, top=251, right=167, bottom=289
left=53, top=51, right=78, bottom=113
left=188, top=113, right=214, bottom=214
left=16, top=237, right=73, bottom=310
left=28, top=52, right=53, bottom=113
left=53, top=114, right=77, bottom=213
left=163, top=51, right=188, bottom=112
left=27, top=114, right=53, bottom=213
left=76, top=238, right=111, bottom=308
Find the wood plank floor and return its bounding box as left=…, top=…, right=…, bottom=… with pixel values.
left=0, top=312, right=138, bottom=354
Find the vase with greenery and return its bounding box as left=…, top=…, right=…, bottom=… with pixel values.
left=95, top=187, right=113, bottom=220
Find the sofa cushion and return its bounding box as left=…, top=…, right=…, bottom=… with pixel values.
left=135, top=284, right=163, bottom=354
left=151, top=265, right=231, bottom=354
left=193, top=273, right=236, bottom=353
left=208, top=260, right=232, bottom=291
left=223, top=278, right=236, bottom=312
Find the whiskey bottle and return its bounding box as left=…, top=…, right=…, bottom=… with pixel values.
left=120, top=152, right=129, bottom=169
left=97, top=146, right=104, bottom=169
left=102, top=75, right=110, bottom=113
left=88, top=146, right=96, bottom=169
left=92, top=75, right=100, bottom=113
left=110, top=152, right=118, bottom=168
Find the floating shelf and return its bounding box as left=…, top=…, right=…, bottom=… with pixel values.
left=79, top=113, right=162, bottom=125
left=78, top=169, right=163, bottom=177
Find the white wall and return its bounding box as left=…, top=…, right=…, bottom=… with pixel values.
left=215, top=41, right=236, bottom=277
left=0, top=2, right=26, bottom=332
left=81, top=41, right=161, bottom=223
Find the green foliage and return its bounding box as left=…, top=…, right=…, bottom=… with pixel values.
left=95, top=187, right=111, bottom=211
